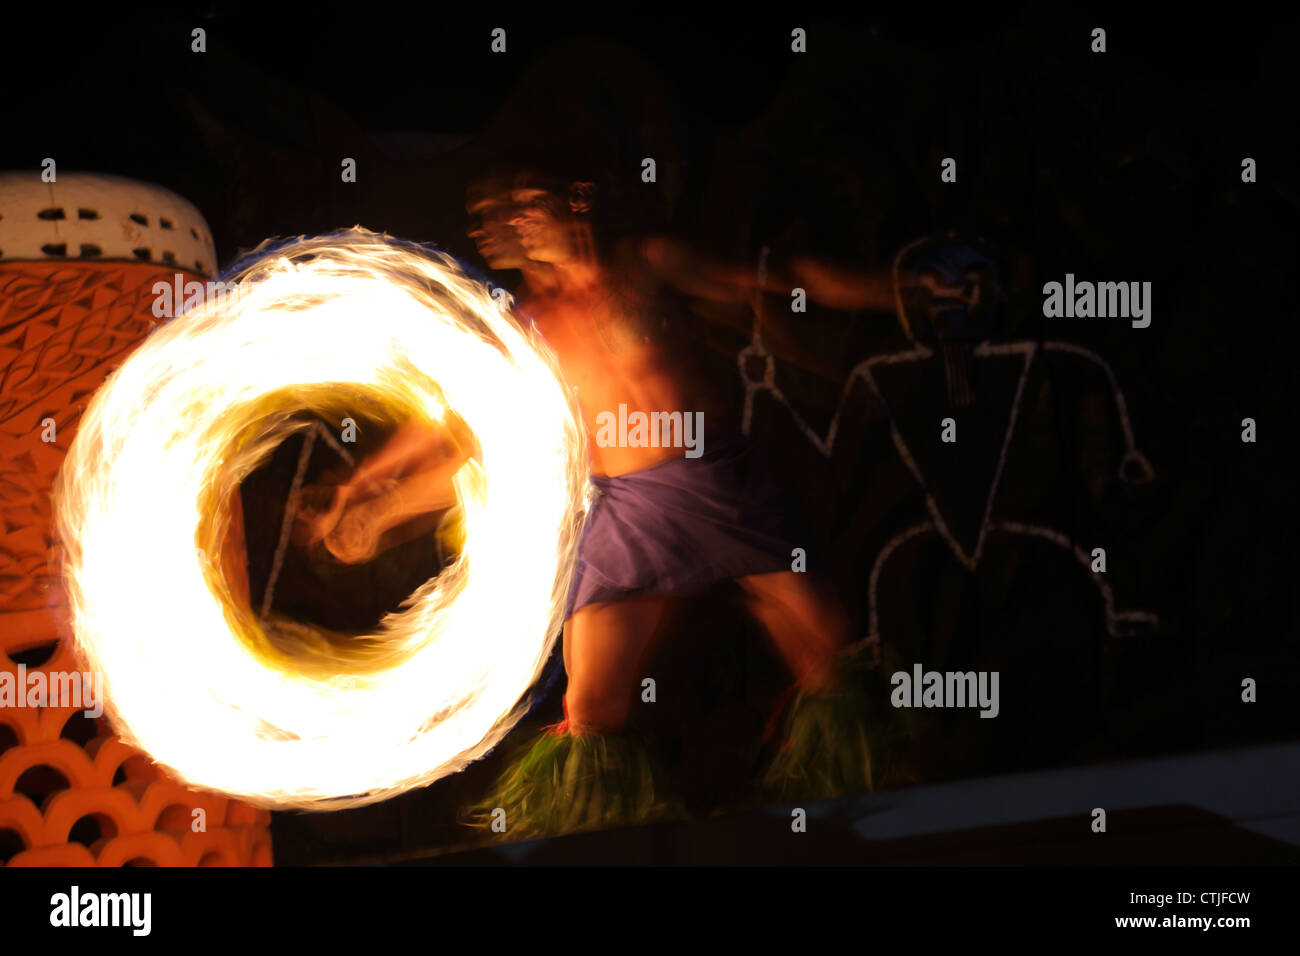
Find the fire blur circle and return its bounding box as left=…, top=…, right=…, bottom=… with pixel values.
left=53, top=228, right=589, bottom=809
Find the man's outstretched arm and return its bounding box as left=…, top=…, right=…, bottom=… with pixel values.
left=640, top=236, right=906, bottom=311
left=317, top=449, right=472, bottom=564
left=293, top=415, right=473, bottom=551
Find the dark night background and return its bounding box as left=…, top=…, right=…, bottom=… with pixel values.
left=6, top=3, right=1297, bottom=863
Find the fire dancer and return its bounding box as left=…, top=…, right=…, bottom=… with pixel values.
left=298, top=163, right=876, bottom=838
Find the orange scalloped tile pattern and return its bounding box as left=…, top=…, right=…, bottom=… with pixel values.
left=0, top=261, right=272, bottom=867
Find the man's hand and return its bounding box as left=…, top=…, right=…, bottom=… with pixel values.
left=293, top=474, right=406, bottom=548
left=291, top=482, right=351, bottom=548
left=289, top=415, right=474, bottom=565
left=322, top=504, right=383, bottom=565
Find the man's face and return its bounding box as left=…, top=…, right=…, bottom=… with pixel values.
left=508, top=176, right=578, bottom=265
left=465, top=177, right=529, bottom=270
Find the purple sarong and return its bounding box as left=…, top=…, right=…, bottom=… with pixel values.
left=565, top=432, right=804, bottom=618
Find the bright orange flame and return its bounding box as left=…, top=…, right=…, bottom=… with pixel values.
left=53, top=228, right=589, bottom=809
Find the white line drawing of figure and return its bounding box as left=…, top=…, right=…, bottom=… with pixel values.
left=737, top=233, right=1159, bottom=658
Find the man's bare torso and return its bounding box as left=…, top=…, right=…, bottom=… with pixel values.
left=517, top=276, right=697, bottom=477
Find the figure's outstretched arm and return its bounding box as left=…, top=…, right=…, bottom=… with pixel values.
left=293, top=415, right=473, bottom=549
left=320, top=453, right=473, bottom=565
left=341, top=417, right=459, bottom=495
left=639, top=236, right=755, bottom=303
left=785, top=255, right=900, bottom=312
left=640, top=236, right=914, bottom=382
left=362, top=453, right=470, bottom=529
left=640, top=235, right=909, bottom=311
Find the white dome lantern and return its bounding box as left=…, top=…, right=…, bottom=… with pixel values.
left=0, top=171, right=216, bottom=277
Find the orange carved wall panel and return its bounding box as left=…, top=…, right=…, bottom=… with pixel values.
left=0, top=259, right=271, bottom=867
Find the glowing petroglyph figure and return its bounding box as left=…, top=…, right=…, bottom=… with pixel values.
left=738, top=234, right=1158, bottom=654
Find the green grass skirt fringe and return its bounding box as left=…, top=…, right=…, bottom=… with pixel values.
left=459, top=728, right=681, bottom=841
left=760, top=642, right=919, bottom=802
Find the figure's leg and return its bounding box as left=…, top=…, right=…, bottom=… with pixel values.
left=736, top=570, right=850, bottom=692
left=738, top=571, right=876, bottom=800
left=562, top=594, right=675, bottom=732
left=461, top=595, right=681, bottom=840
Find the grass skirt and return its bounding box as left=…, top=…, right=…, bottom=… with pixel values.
left=460, top=724, right=681, bottom=841
left=760, top=644, right=918, bottom=801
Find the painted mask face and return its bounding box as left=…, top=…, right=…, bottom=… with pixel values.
left=904, top=239, right=1005, bottom=343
